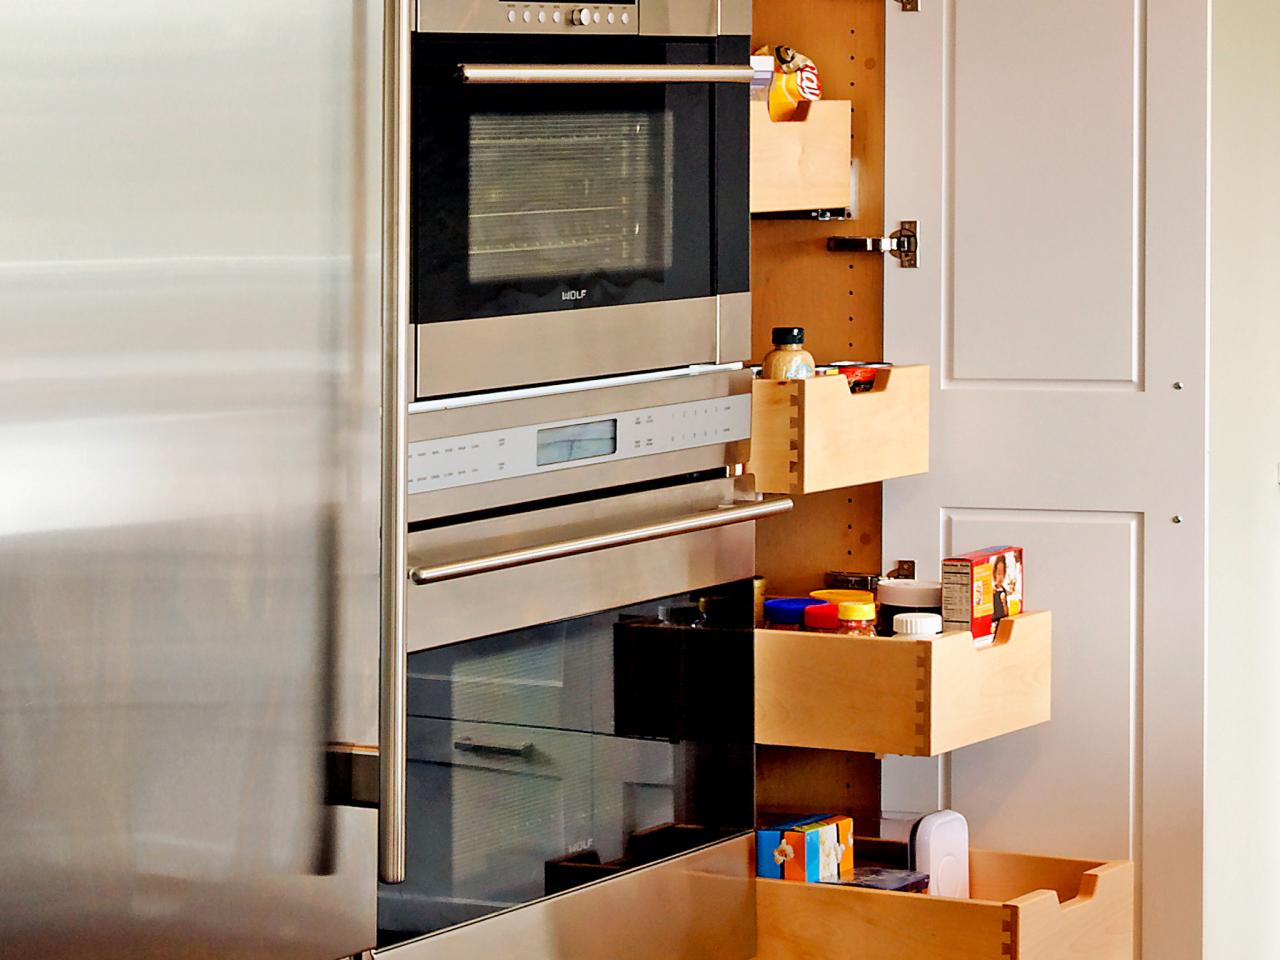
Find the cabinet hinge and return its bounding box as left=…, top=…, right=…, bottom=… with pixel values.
left=894, top=0, right=920, bottom=11
left=826, top=220, right=919, bottom=269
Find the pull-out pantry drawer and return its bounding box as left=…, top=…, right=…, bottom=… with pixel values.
left=756, top=848, right=1133, bottom=960
left=756, top=611, right=1052, bottom=756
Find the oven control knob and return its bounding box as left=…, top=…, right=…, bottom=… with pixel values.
left=569, top=7, right=591, bottom=25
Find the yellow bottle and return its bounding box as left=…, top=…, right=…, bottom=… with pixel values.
left=760, top=327, right=816, bottom=380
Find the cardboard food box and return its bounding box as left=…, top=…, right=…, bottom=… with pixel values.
left=757, top=815, right=854, bottom=882
left=823, top=866, right=930, bottom=893
left=942, top=545, right=1024, bottom=641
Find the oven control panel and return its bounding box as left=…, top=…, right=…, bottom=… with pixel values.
left=461, top=3, right=640, bottom=34
left=408, top=394, right=750, bottom=495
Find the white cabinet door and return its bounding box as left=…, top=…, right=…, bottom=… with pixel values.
left=881, top=2, right=1208, bottom=958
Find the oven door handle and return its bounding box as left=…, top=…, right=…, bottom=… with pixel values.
left=456, top=63, right=757, bottom=85
left=409, top=496, right=793, bottom=586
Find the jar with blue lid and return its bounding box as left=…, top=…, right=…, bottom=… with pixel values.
left=763, top=597, right=826, bottom=631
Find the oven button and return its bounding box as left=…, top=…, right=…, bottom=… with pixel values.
left=569, top=7, right=590, bottom=24
left=592, top=10, right=602, bottom=22
left=621, top=11, right=630, bottom=23
left=553, top=10, right=562, bottom=22
left=538, top=9, right=546, bottom=22
left=523, top=9, right=532, bottom=22
left=607, top=10, right=615, bottom=22
left=507, top=8, right=517, bottom=22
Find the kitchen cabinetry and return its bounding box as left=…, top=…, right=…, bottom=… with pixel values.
left=748, top=1, right=1210, bottom=958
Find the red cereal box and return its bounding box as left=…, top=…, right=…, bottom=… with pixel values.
left=942, top=546, right=1023, bottom=642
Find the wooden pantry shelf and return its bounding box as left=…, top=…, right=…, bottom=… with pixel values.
left=750, top=100, right=853, bottom=215
left=756, top=847, right=1134, bottom=960
left=755, top=611, right=1052, bottom=757
left=748, top=363, right=929, bottom=496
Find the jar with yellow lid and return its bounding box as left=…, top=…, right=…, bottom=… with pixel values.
left=809, top=588, right=875, bottom=606
left=837, top=601, right=877, bottom=637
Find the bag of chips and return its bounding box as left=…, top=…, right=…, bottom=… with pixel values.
left=755, top=44, right=823, bottom=121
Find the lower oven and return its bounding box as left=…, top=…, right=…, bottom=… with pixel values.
left=376, top=373, right=789, bottom=959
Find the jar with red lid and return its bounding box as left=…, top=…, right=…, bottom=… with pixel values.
left=802, top=602, right=840, bottom=633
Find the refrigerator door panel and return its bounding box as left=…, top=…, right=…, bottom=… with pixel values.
left=0, top=2, right=382, bottom=958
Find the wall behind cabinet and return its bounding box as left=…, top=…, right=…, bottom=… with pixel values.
left=1205, top=0, right=1280, bottom=956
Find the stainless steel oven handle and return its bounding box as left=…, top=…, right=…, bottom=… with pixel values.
left=457, top=64, right=756, bottom=85
left=409, top=496, right=793, bottom=586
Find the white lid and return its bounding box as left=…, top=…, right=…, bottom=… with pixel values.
left=877, top=578, right=942, bottom=606
left=893, top=612, right=943, bottom=637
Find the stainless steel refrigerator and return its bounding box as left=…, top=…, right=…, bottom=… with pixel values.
left=0, top=2, right=388, bottom=957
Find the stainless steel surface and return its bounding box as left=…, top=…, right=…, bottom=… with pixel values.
left=718, top=0, right=753, bottom=35
left=408, top=362, right=744, bottom=414
left=452, top=737, right=536, bottom=759
left=639, top=0, right=718, bottom=36
left=373, top=834, right=756, bottom=960
left=718, top=291, right=752, bottom=366
left=458, top=63, right=755, bottom=84
left=0, top=3, right=381, bottom=959
left=410, top=496, right=790, bottom=585
left=380, top=0, right=412, bottom=888
left=408, top=367, right=752, bottom=522
left=418, top=0, right=639, bottom=36
left=416, top=0, right=737, bottom=37
left=416, top=297, right=721, bottom=399
left=406, top=478, right=777, bottom=649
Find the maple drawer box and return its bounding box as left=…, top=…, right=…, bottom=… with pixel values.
left=748, top=364, right=929, bottom=496
left=757, top=847, right=1134, bottom=960
left=750, top=99, right=852, bottom=213
left=755, top=611, right=1052, bottom=756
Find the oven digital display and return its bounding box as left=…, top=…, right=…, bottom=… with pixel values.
left=536, top=419, right=618, bottom=466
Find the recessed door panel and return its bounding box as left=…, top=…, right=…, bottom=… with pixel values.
left=945, top=508, right=1140, bottom=860
left=951, top=1, right=1141, bottom=384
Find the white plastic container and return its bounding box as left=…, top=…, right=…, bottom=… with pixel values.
left=892, top=611, right=943, bottom=640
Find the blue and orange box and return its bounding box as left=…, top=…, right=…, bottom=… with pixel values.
left=756, top=815, right=854, bottom=882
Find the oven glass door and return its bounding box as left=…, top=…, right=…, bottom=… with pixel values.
left=377, top=580, right=755, bottom=949
left=411, top=36, right=747, bottom=324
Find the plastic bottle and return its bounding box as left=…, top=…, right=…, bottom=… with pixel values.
left=760, top=327, right=816, bottom=380
left=891, top=612, right=943, bottom=640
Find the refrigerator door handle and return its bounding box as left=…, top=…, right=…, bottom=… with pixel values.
left=408, top=496, right=794, bottom=586
left=379, top=0, right=413, bottom=886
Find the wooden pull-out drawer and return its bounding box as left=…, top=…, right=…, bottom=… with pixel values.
left=757, top=847, right=1133, bottom=960
left=756, top=611, right=1052, bottom=756
left=749, top=364, right=930, bottom=496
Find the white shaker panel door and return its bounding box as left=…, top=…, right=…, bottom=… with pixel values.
left=881, top=3, right=1208, bottom=959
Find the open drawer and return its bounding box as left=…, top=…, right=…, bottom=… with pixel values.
left=750, top=99, right=852, bottom=214
left=748, top=364, right=929, bottom=495
left=756, top=848, right=1134, bottom=960
left=756, top=611, right=1051, bottom=756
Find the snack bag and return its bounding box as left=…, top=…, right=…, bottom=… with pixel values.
left=755, top=44, right=822, bottom=121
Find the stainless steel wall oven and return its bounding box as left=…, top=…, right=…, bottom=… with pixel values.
left=410, top=0, right=753, bottom=399
left=378, top=5, right=769, bottom=957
